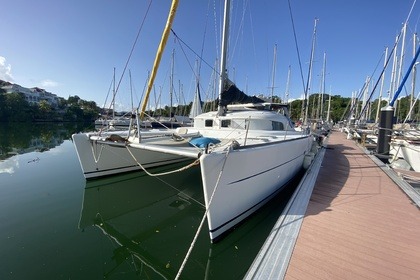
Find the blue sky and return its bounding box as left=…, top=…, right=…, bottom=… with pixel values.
left=1, top=0, right=420, bottom=111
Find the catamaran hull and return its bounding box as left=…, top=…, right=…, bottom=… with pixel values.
left=400, top=141, right=420, bottom=172
left=200, top=135, right=313, bottom=242
left=72, top=133, right=189, bottom=179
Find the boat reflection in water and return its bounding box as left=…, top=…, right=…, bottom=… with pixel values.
left=79, top=162, right=298, bottom=279
left=79, top=161, right=208, bottom=279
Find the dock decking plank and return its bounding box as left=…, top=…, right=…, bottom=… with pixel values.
left=284, top=131, right=420, bottom=279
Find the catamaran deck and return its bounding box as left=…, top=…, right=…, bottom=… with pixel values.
left=245, top=129, right=420, bottom=279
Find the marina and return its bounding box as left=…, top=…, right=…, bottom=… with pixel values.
left=2, top=122, right=420, bottom=279
left=247, top=129, right=420, bottom=279
left=0, top=123, right=301, bottom=279
left=3, top=0, right=420, bottom=279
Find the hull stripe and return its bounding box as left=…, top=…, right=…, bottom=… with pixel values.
left=228, top=153, right=304, bottom=185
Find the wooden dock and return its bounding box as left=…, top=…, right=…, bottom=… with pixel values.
left=246, top=130, right=420, bottom=279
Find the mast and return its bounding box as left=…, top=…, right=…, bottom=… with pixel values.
left=320, top=52, right=326, bottom=119
left=354, top=90, right=359, bottom=119
left=317, top=52, right=326, bottom=119
left=303, top=18, right=318, bottom=125
left=129, top=70, right=133, bottom=112
left=217, top=0, right=230, bottom=116
left=212, top=59, right=218, bottom=111
left=389, top=35, right=399, bottom=101
left=389, top=42, right=420, bottom=107
left=284, top=65, right=291, bottom=103
left=270, top=44, right=277, bottom=102
left=361, top=76, right=370, bottom=122
left=394, top=23, right=407, bottom=117
left=409, top=33, right=418, bottom=120
left=169, top=49, right=175, bottom=120
left=326, top=86, right=332, bottom=122
left=375, top=47, right=388, bottom=123
left=140, top=0, right=179, bottom=119
left=397, top=23, right=407, bottom=86
left=111, top=67, right=116, bottom=119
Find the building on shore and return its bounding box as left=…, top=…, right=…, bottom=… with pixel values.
left=1, top=81, right=59, bottom=107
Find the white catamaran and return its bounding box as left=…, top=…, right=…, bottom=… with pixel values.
left=72, top=0, right=191, bottom=179
left=72, top=0, right=315, bottom=241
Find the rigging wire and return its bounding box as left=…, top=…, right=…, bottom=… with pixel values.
left=213, top=0, right=221, bottom=68
left=230, top=0, right=249, bottom=66
left=112, top=0, right=153, bottom=99
left=355, top=49, right=391, bottom=121
left=171, top=30, right=219, bottom=77
left=355, top=0, right=417, bottom=121
left=287, top=0, right=307, bottom=94
left=163, top=0, right=212, bottom=115
left=342, top=31, right=403, bottom=122
left=171, top=31, right=211, bottom=112
left=198, top=0, right=213, bottom=82
left=102, top=76, right=115, bottom=112
left=405, top=0, right=417, bottom=26
left=248, top=1, right=257, bottom=87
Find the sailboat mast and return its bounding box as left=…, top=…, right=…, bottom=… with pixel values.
left=389, top=35, right=399, bottom=100
left=303, top=18, right=318, bottom=125
left=320, top=52, right=326, bottom=119
left=218, top=0, right=230, bottom=116
left=129, top=69, right=134, bottom=112
left=170, top=49, right=175, bottom=120
left=393, top=23, right=407, bottom=117
left=270, top=44, right=277, bottom=102
left=326, top=86, right=332, bottom=122
left=111, top=67, right=116, bottom=119
left=397, top=23, right=407, bottom=86
left=284, top=65, right=291, bottom=103
left=409, top=33, right=418, bottom=120
left=376, top=47, right=388, bottom=123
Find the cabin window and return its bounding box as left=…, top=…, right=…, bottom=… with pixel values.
left=221, top=119, right=231, bottom=127
left=205, top=119, right=213, bottom=127
left=272, top=121, right=284, bottom=131
left=248, top=119, right=272, bottom=130
left=233, top=119, right=246, bottom=129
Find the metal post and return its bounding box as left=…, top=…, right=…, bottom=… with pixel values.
left=376, top=106, right=394, bottom=156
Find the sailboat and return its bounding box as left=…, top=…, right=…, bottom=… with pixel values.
left=128, top=0, right=315, bottom=241
left=72, top=1, right=195, bottom=179
left=73, top=0, right=314, bottom=241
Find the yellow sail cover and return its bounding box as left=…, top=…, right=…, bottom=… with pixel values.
left=140, top=0, right=179, bottom=119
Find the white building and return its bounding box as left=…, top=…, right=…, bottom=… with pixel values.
left=1, top=83, right=59, bottom=107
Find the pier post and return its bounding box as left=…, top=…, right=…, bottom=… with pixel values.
left=376, top=105, right=394, bottom=157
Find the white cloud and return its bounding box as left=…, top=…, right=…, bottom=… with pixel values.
left=0, top=157, right=19, bottom=174
left=40, top=79, right=59, bottom=88
left=0, top=56, right=14, bottom=82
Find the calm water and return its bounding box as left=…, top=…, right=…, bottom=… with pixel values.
left=0, top=123, right=298, bottom=279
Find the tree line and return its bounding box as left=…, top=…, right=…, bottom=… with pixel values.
left=0, top=92, right=100, bottom=122
left=287, top=93, right=418, bottom=124
left=1, top=89, right=417, bottom=124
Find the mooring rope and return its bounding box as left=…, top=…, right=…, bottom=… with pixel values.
left=125, top=145, right=200, bottom=177
left=175, top=141, right=234, bottom=280
left=90, top=141, right=105, bottom=163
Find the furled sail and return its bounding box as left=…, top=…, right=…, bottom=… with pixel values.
left=189, top=84, right=203, bottom=118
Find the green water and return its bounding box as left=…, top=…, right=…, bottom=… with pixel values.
left=0, top=123, right=296, bottom=279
